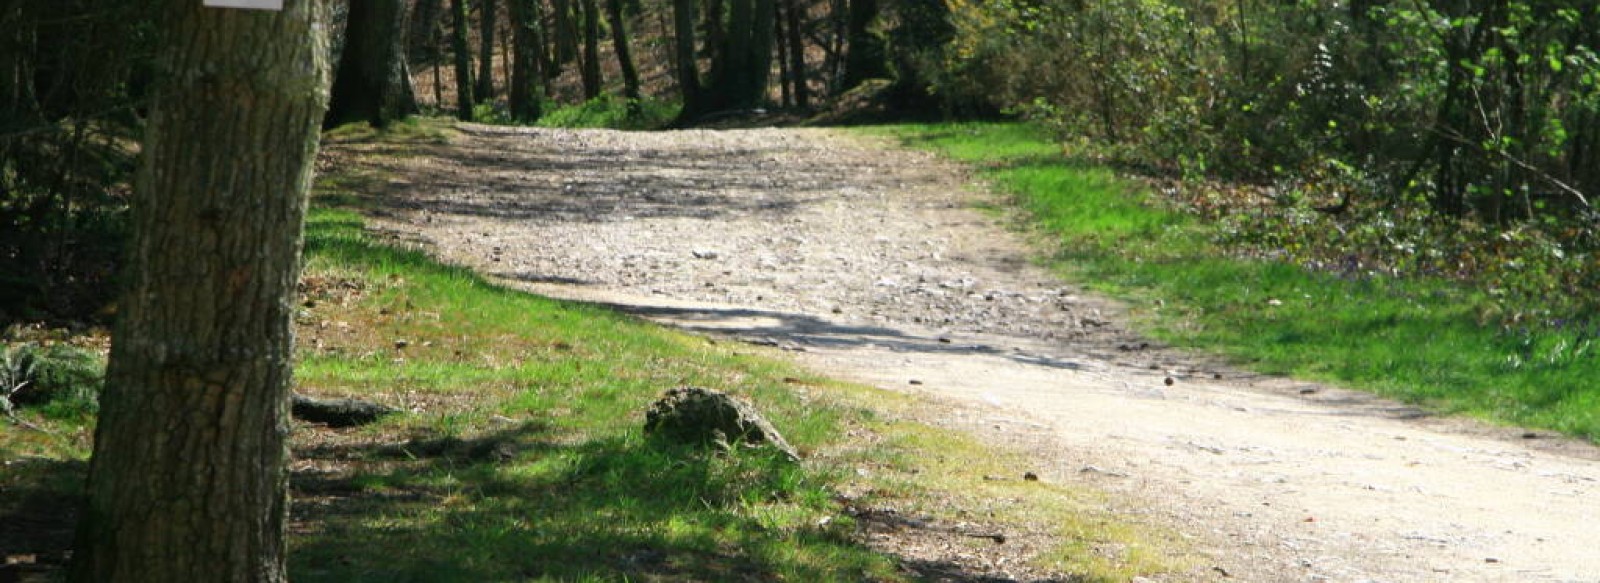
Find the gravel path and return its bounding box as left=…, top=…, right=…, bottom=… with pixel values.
left=359, top=124, right=1600, bottom=582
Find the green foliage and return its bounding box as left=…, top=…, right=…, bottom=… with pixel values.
left=929, top=0, right=1600, bottom=257
left=0, top=343, right=103, bottom=420
left=884, top=122, right=1600, bottom=441
left=535, top=93, right=680, bottom=130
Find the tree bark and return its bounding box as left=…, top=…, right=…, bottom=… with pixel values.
left=606, top=0, right=642, bottom=102
left=580, top=0, right=603, bottom=99
left=552, top=0, right=578, bottom=66
left=327, top=0, right=418, bottom=129
left=784, top=0, right=807, bottom=108
left=475, top=0, right=497, bottom=101
left=407, top=0, right=445, bottom=62
left=672, top=0, right=702, bottom=118
left=68, top=1, right=331, bottom=581
left=775, top=0, right=792, bottom=107
left=508, top=0, right=546, bottom=121
left=451, top=0, right=475, bottom=119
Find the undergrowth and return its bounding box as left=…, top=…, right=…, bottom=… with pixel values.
left=879, top=122, right=1600, bottom=441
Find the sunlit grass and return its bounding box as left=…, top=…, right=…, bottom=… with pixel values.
left=289, top=200, right=1188, bottom=580
left=0, top=122, right=1195, bottom=582
left=875, top=122, right=1600, bottom=441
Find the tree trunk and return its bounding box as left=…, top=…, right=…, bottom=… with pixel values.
left=68, top=1, right=331, bottom=581
left=606, top=0, right=641, bottom=102
left=704, top=0, right=727, bottom=75
left=327, top=0, right=418, bottom=129
left=707, top=0, right=773, bottom=109
left=746, top=0, right=776, bottom=104
left=784, top=0, right=807, bottom=108
left=775, top=0, right=792, bottom=107
left=842, top=0, right=886, bottom=89
left=475, top=0, right=497, bottom=101
left=451, top=0, right=475, bottom=119
left=552, top=0, right=578, bottom=66
left=580, top=0, right=603, bottom=99
left=407, top=0, right=445, bottom=62
left=509, top=0, right=546, bottom=121
left=672, top=0, right=702, bottom=118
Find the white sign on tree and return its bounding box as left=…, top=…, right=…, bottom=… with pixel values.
left=204, top=0, right=284, bottom=10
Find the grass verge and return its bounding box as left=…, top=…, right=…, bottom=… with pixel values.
left=874, top=122, right=1600, bottom=441
left=0, top=120, right=1190, bottom=581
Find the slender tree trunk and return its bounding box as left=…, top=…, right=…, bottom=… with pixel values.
left=451, top=0, right=475, bottom=119
left=746, top=0, right=775, bottom=104
left=775, top=0, right=792, bottom=107
left=672, top=0, right=702, bottom=118
left=327, top=0, right=418, bottom=128
left=580, top=0, right=602, bottom=98
left=509, top=0, right=545, bottom=121
left=784, top=0, right=807, bottom=108
left=704, top=0, right=727, bottom=71
left=68, top=1, right=331, bottom=581
left=476, top=0, right=497, bottom=101
left=432, top=41, right=445, bottom=107
left=553, top=0, right=578, bottom=65
left=499, top=17, right=513, bottom=89
left=607, top=0, right=641, bottom=102
left=827, top=0, right=846, bottom=92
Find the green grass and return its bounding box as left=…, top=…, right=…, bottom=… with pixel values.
left=875, top=122, right=1600, bottom=441
left=0, top=121, right=1195, bottom=581
left=292, top=207, right=900, bottom=581
left=535, top=94, right=679, bottom=130
left=289, top=200, right=1188, bottom=581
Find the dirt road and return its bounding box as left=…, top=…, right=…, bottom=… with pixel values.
left=361, top=124, right=1600, bottom=582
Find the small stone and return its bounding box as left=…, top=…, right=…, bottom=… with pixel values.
left=1164, top=377, right=1175, bottom=386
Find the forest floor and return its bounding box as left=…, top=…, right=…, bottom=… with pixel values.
left=353, top=123, right=1600, bottom=582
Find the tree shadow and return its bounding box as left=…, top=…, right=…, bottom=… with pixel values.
left=0, top=458, right=85, bottom=577
left=338, top=123, right=946, bottom=227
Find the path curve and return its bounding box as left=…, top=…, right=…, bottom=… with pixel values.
left=360, top=124, right=1600, bottom=582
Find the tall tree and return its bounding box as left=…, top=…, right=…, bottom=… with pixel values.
left=783, top=0, right=808, bottom=108
left=67, top=0, right=331, bottom=580
left=580, top=0, right=603, bottom=99
left=672, top=0, right=702, bottom=117
left=508, top=0, right=546, bottom=121
left=552, top=0, right=579, bottom=66
left=450, top=0, right=475, bottom=119
left=606, top=0, right=642, bottom=103
left=475, top=0, right=497, bottom=101
left=326, top=0, right=419, bottom=128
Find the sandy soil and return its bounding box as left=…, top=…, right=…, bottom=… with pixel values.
left=356, top=123, right=1600, bottom=582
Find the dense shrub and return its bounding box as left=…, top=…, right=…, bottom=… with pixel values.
left=920, top=0, right=1600, bottom=317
